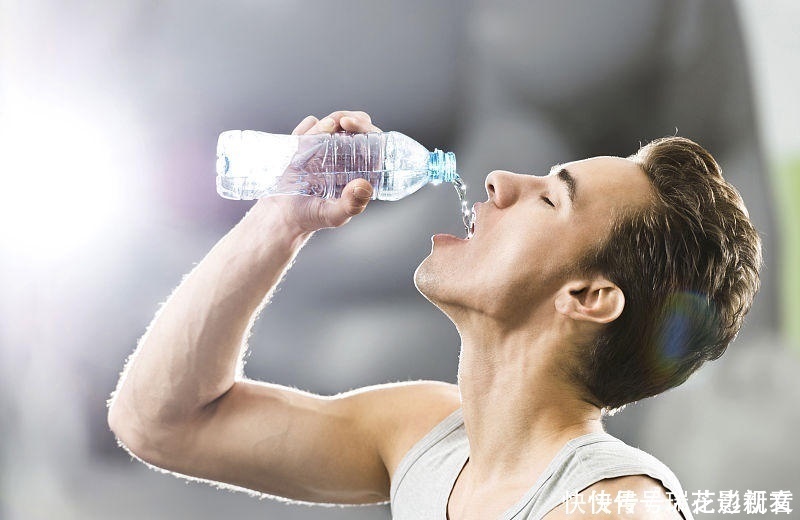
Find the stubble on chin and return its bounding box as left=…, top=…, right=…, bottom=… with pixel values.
left=415, top=256, right=461, bottom=310
left=413, top=259, right=437, bottom=301
left=414, top=258, right=469, bottom=326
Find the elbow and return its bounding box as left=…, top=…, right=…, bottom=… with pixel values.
left=107, top=395, right=138, bottom=445
left=108, top=419, right=179, bottom=469
left=107, top=405, right=147, bottom=457
left=107, top=402, right=173, bottom=466
left=107, top=402, right=126, bottom=438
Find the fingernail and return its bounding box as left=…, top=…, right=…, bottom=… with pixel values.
left=354, top=186, right=371, bottom=199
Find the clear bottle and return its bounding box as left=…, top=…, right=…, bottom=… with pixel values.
left=216, top=130, right=457, bottom=201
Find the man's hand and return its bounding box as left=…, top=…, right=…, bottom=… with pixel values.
left=261, top=110, right=382, bottom=234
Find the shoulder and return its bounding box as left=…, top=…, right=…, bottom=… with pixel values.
left=544, top=475, right=685, bottom=519
left=336, top=380, right=461, bottom=479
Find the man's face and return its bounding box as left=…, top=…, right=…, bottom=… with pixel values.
left=414, top=156, right=653, bottom=324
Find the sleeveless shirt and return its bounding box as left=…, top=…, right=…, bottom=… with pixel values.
left=390, top=408, right=694, bottom=519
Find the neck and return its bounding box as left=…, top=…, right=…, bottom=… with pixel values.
left=455, top=317, right=604, bottom=483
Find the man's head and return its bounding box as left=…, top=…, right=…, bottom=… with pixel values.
left=572, top=137, right=762, bottom=414
left=415, top=136, right=761, bottom=414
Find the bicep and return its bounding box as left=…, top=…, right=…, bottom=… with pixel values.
left=147, top=380, right=390, bottom=505
left=137, top=379, right=460, bottom=506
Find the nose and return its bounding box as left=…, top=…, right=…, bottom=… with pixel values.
left=485, top=170, right=520, bottom=208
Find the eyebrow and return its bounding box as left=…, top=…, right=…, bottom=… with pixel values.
left=552, top=166, right=577, bottom=207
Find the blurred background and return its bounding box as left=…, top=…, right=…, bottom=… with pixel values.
left=1, top=0, right=798, bottom=518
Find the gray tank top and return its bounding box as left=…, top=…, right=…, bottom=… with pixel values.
left=390, top=408, right=694, bottom=519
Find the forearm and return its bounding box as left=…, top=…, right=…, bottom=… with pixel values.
left=109, top=198, right=311, bottom=430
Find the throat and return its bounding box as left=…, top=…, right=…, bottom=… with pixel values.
left=455, top=337, right=604, bottom=477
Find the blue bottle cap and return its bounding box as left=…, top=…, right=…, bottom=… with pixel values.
left=427, top=149, right=457, bottom=184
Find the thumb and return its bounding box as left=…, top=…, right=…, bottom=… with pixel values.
left=344, top=178, right=374, bottom=216
left=322, top=179, right=373, bottom=228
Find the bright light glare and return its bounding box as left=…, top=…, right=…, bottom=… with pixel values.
left=0, top=98, right=127, bottom=260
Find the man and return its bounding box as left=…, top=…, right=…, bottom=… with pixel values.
left=108, top=111, right=761, bottom=519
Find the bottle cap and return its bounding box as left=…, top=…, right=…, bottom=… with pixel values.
left=428, top=149, right=457, bottom=184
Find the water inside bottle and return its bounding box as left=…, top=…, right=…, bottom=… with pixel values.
left=452, top=176, right=474, bottom=238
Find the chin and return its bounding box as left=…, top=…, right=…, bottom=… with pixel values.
left=413, top=257, right=438, bottom=301
left=414, top=255, right=461, bottom=311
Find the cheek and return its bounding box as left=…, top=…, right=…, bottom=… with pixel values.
left=509, top=224, right=558, bottom=259
left=489, top=228, right=574, bottom=287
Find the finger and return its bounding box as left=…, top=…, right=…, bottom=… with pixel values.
left=321, top=110, right=368, bottom=123
left=305, top=115, right=337, bottom=135
left=317, top=110, right=376, bottom=132
left=340, top=115, right=381, bottom=134
left=291, top=115, right=318, bottom=135
left=321, top=179, right=373, bottom=227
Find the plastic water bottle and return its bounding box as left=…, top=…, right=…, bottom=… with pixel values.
left=216, top=130, right=457, bottom=201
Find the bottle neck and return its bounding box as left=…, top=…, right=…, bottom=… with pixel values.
left=427, top=149, right=457, bottom=184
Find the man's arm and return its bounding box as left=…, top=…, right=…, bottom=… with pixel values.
left=107, top=111, right=460, bottom=503
left=135, top=378, right=460, bottom=504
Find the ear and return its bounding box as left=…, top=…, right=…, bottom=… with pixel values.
left=554, top=276, right=625, bottom=325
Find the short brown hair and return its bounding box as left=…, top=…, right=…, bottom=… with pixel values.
left=575, top=137, right=762, bottom=414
